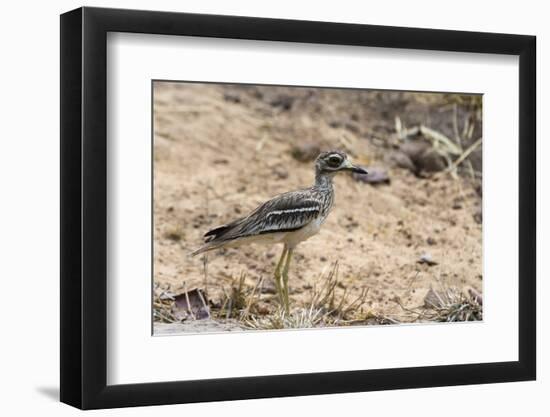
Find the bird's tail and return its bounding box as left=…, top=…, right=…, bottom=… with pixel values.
left=191, top=219, right=244, bottom=256
left=191, top=242, right=222, bottom=256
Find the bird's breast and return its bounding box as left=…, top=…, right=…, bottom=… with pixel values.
left=283, top=212, right=328, bottom=248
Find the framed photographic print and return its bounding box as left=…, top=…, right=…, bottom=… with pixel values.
left=60, top=6, right=536, bottom=409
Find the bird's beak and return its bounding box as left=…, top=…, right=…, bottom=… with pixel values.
left=343, top=160, right=368, bottom=175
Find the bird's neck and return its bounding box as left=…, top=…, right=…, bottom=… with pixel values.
left=314, top=172, right=334, bottom=191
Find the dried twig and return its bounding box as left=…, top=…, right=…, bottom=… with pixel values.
left=202, top=255, right=209, bottom=298
left=443, top=137, right=482, bottom=174
left=241, top=275, right=264, bottom=320
left=452, top=103, right=462, bottom=149
left=419, top=125, right=462, bottom=155
left=196, top=288, right=211, bottom=319
left=182, top=281, right=196, bottom=320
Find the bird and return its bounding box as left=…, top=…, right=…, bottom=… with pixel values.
left=192, top=150, right=368, bottom=314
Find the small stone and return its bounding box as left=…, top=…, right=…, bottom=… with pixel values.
left=260, top=281, right=277, bottom=295
left=272, top=166, right=289, bottom=180
left=416, top=149, right=447, bottom=173
left=269, top=94, right=294, bottom=111
left=400, top=139, right=430, bottom=160
left=353, top=167, right=390, bottom=185
left=417, top=253, right=438, bottom=266
left=386, top=150, right=416, bottom=172
left=399, top=140, right=447, bottom=173
left=426, top=237, right=437, bottom=246
left=223, top=92, right=241, bottom=103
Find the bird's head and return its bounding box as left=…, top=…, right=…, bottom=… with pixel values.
left=315, top=150, right=368, bottom=177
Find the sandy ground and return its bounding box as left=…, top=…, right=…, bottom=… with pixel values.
left=153, top=82, right=482, bottom=328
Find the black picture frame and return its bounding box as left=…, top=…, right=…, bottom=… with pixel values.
left=60, top=6, right=536, bottom=410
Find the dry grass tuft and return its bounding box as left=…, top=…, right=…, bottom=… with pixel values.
left=309, top=262, right=370, bottom=322
left=393, top=282, right=482, bottom=323
left=244, top=261, right=371, bottom=330
left=155, top=260, right=482, bottom=332
left=244, top=306, right=326, bottom=330
left=214, top=272, right=266, bottom=321
left=422, top=286, right=483, bottom=322
left=154, top=261, right=375, bottom=330
left=153, top=282, right=180, bottom=323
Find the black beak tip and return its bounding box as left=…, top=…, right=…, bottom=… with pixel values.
left=353, top=167, right=368, bottom=175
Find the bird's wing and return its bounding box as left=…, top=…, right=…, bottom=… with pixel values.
left=206, top=190, right=321, bottom=243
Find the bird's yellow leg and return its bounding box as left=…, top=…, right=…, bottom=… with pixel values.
left=282, top=248, right=294, bottom=315
left=274, top=245, right=288, bottom=308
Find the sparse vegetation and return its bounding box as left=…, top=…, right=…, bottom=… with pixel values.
left=154, top=258, right=482, bottom=331
left=153, top=82, right=483, bottom=333
left=392, top=281, right=483, bottom=323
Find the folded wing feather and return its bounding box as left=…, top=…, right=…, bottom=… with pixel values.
left=194, top=190, right=321, bottom=254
